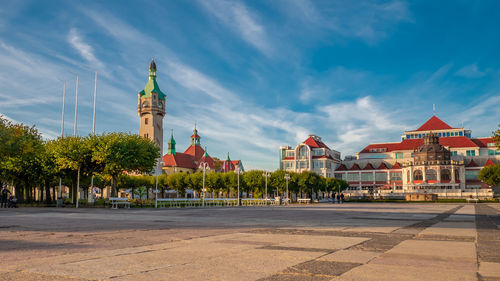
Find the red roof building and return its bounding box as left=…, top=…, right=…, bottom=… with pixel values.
left=162, top=127, right=243, bottom=174
left=280, top=134, right=341, bottom=178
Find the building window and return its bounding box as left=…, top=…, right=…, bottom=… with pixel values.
left=144, top=133, right=149, bottom=138
left=466, top=150, right=476, bottom=156
left=312, top=149, right=323, bottom=156
left=414, top=170, right=423, bottom=181
left=361, top=173, right=373, bottom=181
left=426, top=169, right=437, bottom=181
left=459, top=131, right=463, bottom=136
left=455, top=170, right=460, bottom=181
left=390, top=172, right=402, bottom=181
left=488, top=150, right=500, bottom=155
left=465, top=170, right=479, bottom=180
left=347, top=173, right=360, bottom=181
left=375, top=173, right=387, bottom=181
left=441, top=169, right=451, bottom=181
left=451, top=151, right=458, bottom=156
left=299, top=146, right=308, bottom=158
left=286, top=151, right=295, bottom=157
left=395, top=153, right=404, bottom=159
left=145, top=118, right=149, bottom=125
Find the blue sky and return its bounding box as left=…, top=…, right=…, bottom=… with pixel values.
left=0, top=0, right=499, bottom=170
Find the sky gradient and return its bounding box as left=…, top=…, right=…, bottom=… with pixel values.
left=0, top=0, right=499, bottom=170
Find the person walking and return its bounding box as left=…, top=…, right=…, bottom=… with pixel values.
left=1, top=187, right=11, bottom=208
left=336, top=193, right=341, bottom=204
left=340, top=193, right=345, bottom=204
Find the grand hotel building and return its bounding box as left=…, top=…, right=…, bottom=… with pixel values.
left=280, top=116, right=498, bottom=198
left=334, top=116, right=498, bottom=197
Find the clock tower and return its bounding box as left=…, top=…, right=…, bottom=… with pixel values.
left=138, top=59, right=166, bottom=156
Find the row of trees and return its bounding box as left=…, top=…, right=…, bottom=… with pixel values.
left=0, top=116, right=159, bottom=203
left=114, top=170, right=349, bottom=200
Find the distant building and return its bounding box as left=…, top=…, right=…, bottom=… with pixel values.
left=162, top=127, right=243, bottom=174
left=334, top=116, right=499, bottom=197
left=279, top=135, right=341, bottom=177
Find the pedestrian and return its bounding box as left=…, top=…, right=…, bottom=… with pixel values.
left=340, top=193, right=345, bottom=204
left=336, top=193, right=341, bottom=204
left=1, top=187, right=11, bottom=208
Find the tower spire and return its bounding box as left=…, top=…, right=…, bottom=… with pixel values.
left=168, top=129, right=176, bottom=155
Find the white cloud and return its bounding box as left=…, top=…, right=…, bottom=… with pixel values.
left=455, top=64, right=488, bottom=78
left=198, top=0, right=272, bottom=56
left=68, top=28, right=104, bottom=69
left=277, top=0, right=413, bottom=44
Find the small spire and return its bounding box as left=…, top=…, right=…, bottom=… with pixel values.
left=433, top=104, right=436, bottom=116
left=227, top=152, right=231, bottom=161
left=203, top=146, right=208, bottom=157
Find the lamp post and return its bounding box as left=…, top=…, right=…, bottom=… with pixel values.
left=155, top=161, right=164, bottom=208
left=201, top=162, right=209, bottom=207
left=236, top=166, right=243, bottom=206
left=284, top=174, right=290, bottom=204
left=262, top=171, right=270, bottom=200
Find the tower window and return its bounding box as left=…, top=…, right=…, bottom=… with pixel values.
left=145, top=118, right=149, bottom=125
left=144, top=133, right=149, bottom=138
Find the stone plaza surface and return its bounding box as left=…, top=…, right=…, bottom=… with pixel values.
left=0, top=203, right=499, bottom=281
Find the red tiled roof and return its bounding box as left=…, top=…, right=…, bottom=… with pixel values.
left=360, top=137, right=479, bottom=153
left=485, top=159, right=495, bottom=167
left=198, top=155, right=215, bottom=169
left=163, top=153, right=197, bottom=169
left=391, top=162, right=402, bottom=169
left=336, top=164, right=347, bottom=171
left=467, top=159, right=478, bottom=167
left=377, top=162, right=389, bottom=169
left=471, top=137, right=494, bottom=148
left=304, top=136, right=330, bottom=150
left=349, top=163, right=361, bottom=170
left=184, top=145, right=205, bottom=162
left=363, top=163, right=374, bottom=170
left=414, top=116, right=454, bottom=131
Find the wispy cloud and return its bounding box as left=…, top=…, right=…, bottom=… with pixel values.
left=455, top=64, right=489, bottom=78
left=277, top=0, right=413, bottom=44
left=68, top=28, right=104, bottom=69
left=198, top=0, right=272, bottom=56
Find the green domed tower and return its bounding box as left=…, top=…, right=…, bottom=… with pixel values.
left=138, top=59, right=166, bottom=155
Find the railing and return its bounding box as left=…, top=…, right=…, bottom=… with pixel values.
left=156, top=198, right=278, bottom=208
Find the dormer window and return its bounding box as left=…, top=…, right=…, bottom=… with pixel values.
left=142, top=102, right=148, bottom=108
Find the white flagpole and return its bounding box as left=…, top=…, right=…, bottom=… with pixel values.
left=89, top=71, right=97, bottom=203
left=57, top=82, right=66, bottom=207
left=74, top=75, right=79, bottom=208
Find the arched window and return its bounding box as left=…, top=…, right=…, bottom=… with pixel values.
left=414, top=170, right=423, bottom=181
left=455, top=170, right=460, bottom=181
left=142, top=101, right=148, bottom=108
left=407, top=170, right=410, bottom=182
left=299, top=146, right=308, bottom=158
left=441, top=169, right=451, bottom=181
left=426, top=169, right=437, bottom=181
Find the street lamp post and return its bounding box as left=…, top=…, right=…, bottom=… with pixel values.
left=155, top=161, right=164, bottom=209
left=236, top=166, right=243, bottom=206
left=201, top=162, right=209, bottom=207
left=262, top=171, right=270, bottom=201
left=284, top=174, right=290, bottom=204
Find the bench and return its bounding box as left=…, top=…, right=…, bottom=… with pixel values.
left=466, top=198, right=479, bottom=203
left=297, top=198, right=311, bottom=204
left=109, top=197, right=130, bottom=209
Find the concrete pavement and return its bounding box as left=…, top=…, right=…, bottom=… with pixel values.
left=0, top=203, right=498, bottom=280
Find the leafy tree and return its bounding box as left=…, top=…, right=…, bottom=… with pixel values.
left=46, top=136, right=96, bottom=203
left=243, top=170, right=265, bottom=197
left=185, top=172, right=203, bottom=195
left=93, top=133, right=159, bottom=197
left=134, top=186, right=148, bottom=199
left=493, top=125, right=500, bottom=149
left=206, top=172, right=223, bottom=195
left=298, top=171, right=321, bottom=198
left=167, top=173, right=187, bottom=196
left=479, top=164, right=500, bottom=187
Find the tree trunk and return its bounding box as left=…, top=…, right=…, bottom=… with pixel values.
left=111, top=176, right=118, bottom=197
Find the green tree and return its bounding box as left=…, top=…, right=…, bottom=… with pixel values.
left=243, top=170, right=265, bottom=198
left=93, top=133, right=159, bottom=197
left=167, top=173, right=187, bottom=196
left=185, top=172, right=203, bottom=195
left=46, top=136, right=96, bottom=203
left=493, top=125, right=500, bottom=149
left=479, top=164, right=500, bottom=187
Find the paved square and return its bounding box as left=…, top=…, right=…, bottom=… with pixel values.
left=0, top=203, right=498, bottom=280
